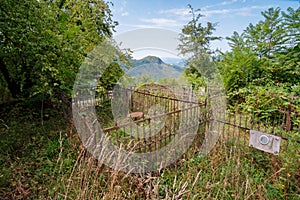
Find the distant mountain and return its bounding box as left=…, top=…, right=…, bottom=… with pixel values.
left=131, top=56, right=164, bottom=66
left=127, top=56, right=184, bottom=80
left=161, top=57, right=187, bottom=68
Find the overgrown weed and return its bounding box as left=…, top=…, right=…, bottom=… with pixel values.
left=0, top=102, right=299, bottom=199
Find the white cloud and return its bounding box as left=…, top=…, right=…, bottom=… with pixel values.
left=121, top=12, right=129, bottom=16
left=203, top=0, right=238, bottom=10
left=140, top=18, right=180, bottom=28
left=122, top=24, right=162, bottom=29
left=159, top=8, right=191, bottom=17
left=115, top=0, right=130, bottom=17
left=236, top=5, right=275, bottom=17
left=159, top=5, right=274, bottom=19
left=202, top=9, right=231, bottom=17
left=158, top=1, right=245, bottom=20
left=116, top=23, right=181, bottom=31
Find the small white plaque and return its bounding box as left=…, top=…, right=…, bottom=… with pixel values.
left=249, top=130, right=281, bottom=155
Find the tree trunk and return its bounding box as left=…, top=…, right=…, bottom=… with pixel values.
left=0, top=58, right=21, bottom=98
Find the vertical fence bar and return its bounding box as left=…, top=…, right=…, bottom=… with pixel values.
left=243, top=112, right=247, bottom=146
left=122, top=127, right=126, bottom=148
left=227, top=111, right=231, bottom=142
left=233, top=112, right=236, bottom=146
left=136, top=121, right=140, bottom=152
left=238, top=113, right=242, bottom=146
left=221, top=110, right=226, bottom=144
left=148, top=119, right=152, bottom=152
left=143, top=121, right=147, bottom=153
left=286, top=96, right=293, bottom=132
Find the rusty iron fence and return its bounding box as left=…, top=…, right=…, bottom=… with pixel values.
left=72, top=84, right=209, bottom=153
left=206, top=92, right=300, bottom=197
left=72, top=84, right=300, bottom=195
left=100, top=85, right=208, bottom=153
left=72, top=85, right=300, bottom=155
left=209, top=93, right=300, bottom=153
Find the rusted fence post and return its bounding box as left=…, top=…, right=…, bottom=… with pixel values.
left=285, top=96, right=294, bottom=132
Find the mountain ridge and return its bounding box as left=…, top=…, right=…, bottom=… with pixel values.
left=127, top=56, right=184, bottom=80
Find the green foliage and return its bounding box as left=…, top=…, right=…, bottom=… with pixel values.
left=1, top=3, right=300, bottom=199
left=182, top=69, right=206, bottom=90
left=178, top=5, right=220, bottom=90
left=244, top=7, right=287, bottom=58
left=0, top=101, right=71, bottom=198
left=1, top=89, right=299, bottom=199
left=218, top=7, right=300, bottom=107
left=0, top=0, right=119, bottom=101
left=178, top=5, right=220, bottom=56
left=97, top=63, right=125, bottom=91
left=236, top=86, right=288, bottom=117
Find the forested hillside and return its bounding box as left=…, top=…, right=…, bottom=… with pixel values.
left=128, top=56, right=183, bottom=80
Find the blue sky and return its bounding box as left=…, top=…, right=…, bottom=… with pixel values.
left=110, top=0, right=299, bottom=59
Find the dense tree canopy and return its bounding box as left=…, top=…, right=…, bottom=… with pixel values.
left=0, top=0, right=119, bottom=101
left=218, top=7, right=300, bottom=106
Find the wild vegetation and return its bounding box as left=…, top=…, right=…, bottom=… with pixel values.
left=181, top=6, right=300, bottom=111
left=0, top=1, right=299, bottom=199
left=218, top=7, right=300, bottom=109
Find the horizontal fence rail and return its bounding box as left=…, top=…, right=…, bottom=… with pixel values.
left=72, top=85, right=300, bottom=196
left=72, top=86, right=300, bottom=153
left=72, top=85, right=209, bottom=153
